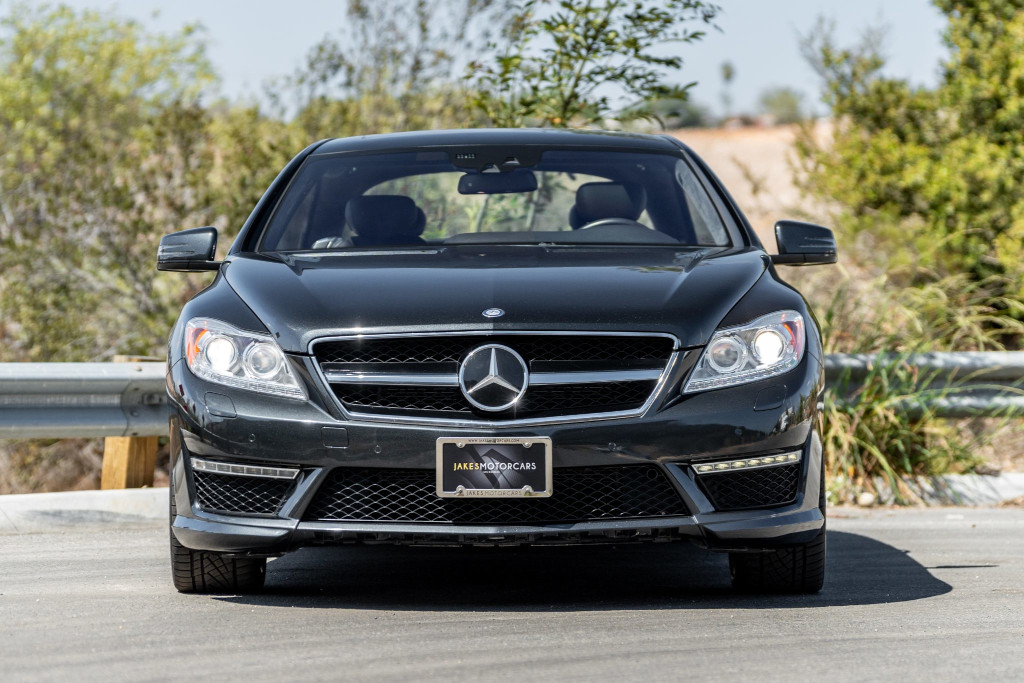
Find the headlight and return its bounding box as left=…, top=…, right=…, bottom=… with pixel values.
left=683, top=310, right=805, bottom=393
left=184, top=318, right=305, bottom=400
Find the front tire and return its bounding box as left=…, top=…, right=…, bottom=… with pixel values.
left=169, top=472, right=266, bottom=594
left=728, top=530, right=826, bottom=594
left=729, top=457, right=827, bottom=594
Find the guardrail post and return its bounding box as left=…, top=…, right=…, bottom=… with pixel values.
left=99, top=356, right=163, bottom=489
left=101, top=435, right=160, bottom=489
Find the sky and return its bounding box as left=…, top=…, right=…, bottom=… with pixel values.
left=52, top=0, right=949, bottom=116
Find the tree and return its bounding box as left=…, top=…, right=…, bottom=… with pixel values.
left=758, top=86, right=804, bottom=124
left=795, top=2, right=1024, bottom=302
left=274, top=0, right=512, bottom=139
left=465, top=0, right=719, bottom=128
left=0, top=5, right=217, bottom=360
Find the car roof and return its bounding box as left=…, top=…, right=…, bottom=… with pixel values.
left=311, top=128, right=681, bottom=156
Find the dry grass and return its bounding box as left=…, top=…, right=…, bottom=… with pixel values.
left=0, top=439, right=104, bottom=494
left=0, top=438, right=169, bottom=494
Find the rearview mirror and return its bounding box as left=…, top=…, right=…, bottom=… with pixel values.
left=771, top=220, right=837, bottom=266
left=157, top=227, right=221, bottom=272
left=458, top=169, right=538, bottom=195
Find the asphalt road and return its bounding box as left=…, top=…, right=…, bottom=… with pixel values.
left=2, top=508, right=1024, bottom=682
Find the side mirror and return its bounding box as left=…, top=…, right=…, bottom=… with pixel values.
left=771, top=220, right=837, bottom=266
left=157, top=227, right=221, bottom=272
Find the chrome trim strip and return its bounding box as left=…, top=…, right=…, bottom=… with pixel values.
left=528, top=369, right=664, bottom=385
left=324, top=371, right=459, bottom=386
left=323, top=368, right=664, bottom=387
left=191, top=457, right=300, bottom=480
left=307, top=329, right=681, bottom=354
left=308, top=330, right=685, bottom=428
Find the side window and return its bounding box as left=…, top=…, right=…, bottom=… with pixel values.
left=259, top=173, right=318, bottom=250
left=277, top=190, right=316, bottom=250
left=675, top=160, right=729, bottom=246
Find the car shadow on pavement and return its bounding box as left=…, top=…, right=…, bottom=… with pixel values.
left=215, top=530, right=952, bottom=611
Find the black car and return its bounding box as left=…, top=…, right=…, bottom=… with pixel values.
left=159, top=128, right=836, bottom=594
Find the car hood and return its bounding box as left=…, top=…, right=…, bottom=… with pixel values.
left=223, top=246, right=768, bottom=353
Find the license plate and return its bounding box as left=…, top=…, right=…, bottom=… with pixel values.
left=435, top=437, right=552, bottom=498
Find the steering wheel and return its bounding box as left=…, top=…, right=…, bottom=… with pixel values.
left=578, top=217, right=647, bottom=230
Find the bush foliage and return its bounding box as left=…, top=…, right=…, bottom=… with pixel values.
left=795, top=0, right=1024, bottom=299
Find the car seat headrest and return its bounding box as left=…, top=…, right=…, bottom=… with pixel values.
left=569, top=182, right=647, bottom=229
left=346, top=195, right=426, bottom=244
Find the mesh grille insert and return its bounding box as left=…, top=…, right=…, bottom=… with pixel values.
left=334, top=385, right=470, bottom=414
left=193, top=470, right=294, bottom=516
left=316, top=338, right=469, bottom=365
left=697, top=463, right=801, bottom=511
left=304, top=465, right=689, bottom=524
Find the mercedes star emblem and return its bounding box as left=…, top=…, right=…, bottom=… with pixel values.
left=458, top=344, right=528, bottom=411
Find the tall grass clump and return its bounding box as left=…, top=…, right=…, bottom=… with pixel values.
left=798, top=267, right=1024, bottom=504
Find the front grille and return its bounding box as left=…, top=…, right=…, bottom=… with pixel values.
left=303, top=465, right=690, bottom=524
left=193, top=470, right=294, bottom=516
left=697, top=463, right=801, bottom=511
left=314, top=333, right=676, bottom=422
left=334, top=381, right=657, bottom=418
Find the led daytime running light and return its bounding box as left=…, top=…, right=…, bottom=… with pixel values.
left=693, top=451, right=801, bottom=474
left=191, top=457, right=299, bottom=480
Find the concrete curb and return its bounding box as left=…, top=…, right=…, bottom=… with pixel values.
left=0, top=487, right=166, bottom=534
left=878, top=473, right=1024, bottom=506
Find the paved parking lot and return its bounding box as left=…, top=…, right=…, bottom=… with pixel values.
left=2, top=508, right=1023, bottom=681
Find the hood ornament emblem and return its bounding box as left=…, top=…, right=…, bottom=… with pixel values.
left=458, top=344, right=528, bottom=411
left=482, top=308, right=504, bottom=318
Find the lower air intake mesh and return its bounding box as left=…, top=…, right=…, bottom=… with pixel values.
left=193, top=470, right=294, bottom=516
left=697, top=463, right=801, bottom=511
left=304, top=465, right=689, bottom=524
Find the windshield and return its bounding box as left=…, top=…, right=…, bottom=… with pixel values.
left=258, top=148, right=731, bottom=251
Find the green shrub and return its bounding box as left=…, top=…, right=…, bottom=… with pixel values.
left=823, top=356, right=984, bottom=504
left=802, top=268, right=1023, bottom=503
left=795, top=1, right=1024, bottom=299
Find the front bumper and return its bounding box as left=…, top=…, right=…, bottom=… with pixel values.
left=168, top=351, right=826, bottom=554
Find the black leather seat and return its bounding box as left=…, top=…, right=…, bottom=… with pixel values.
left=346, top=195, right=427, bottom=246
left=569, top=181, right=647, bottom=229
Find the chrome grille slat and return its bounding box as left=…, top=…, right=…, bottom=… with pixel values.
left=311, top=332, right=679, bottom=426
left=528, top=369, right=664, bottom=385
left=324, top=371, right=461, bottom=386
left=323, top=368, right=664, bottom=386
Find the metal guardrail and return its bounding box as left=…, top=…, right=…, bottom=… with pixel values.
left=0, top=362, right=167, bottom=439
left=824, top=351, right=1024, bottom=418
left=0, top=352, right=1020, bottom=440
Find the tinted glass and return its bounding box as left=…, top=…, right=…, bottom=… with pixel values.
left=259, top=149, right=731, bottom=251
